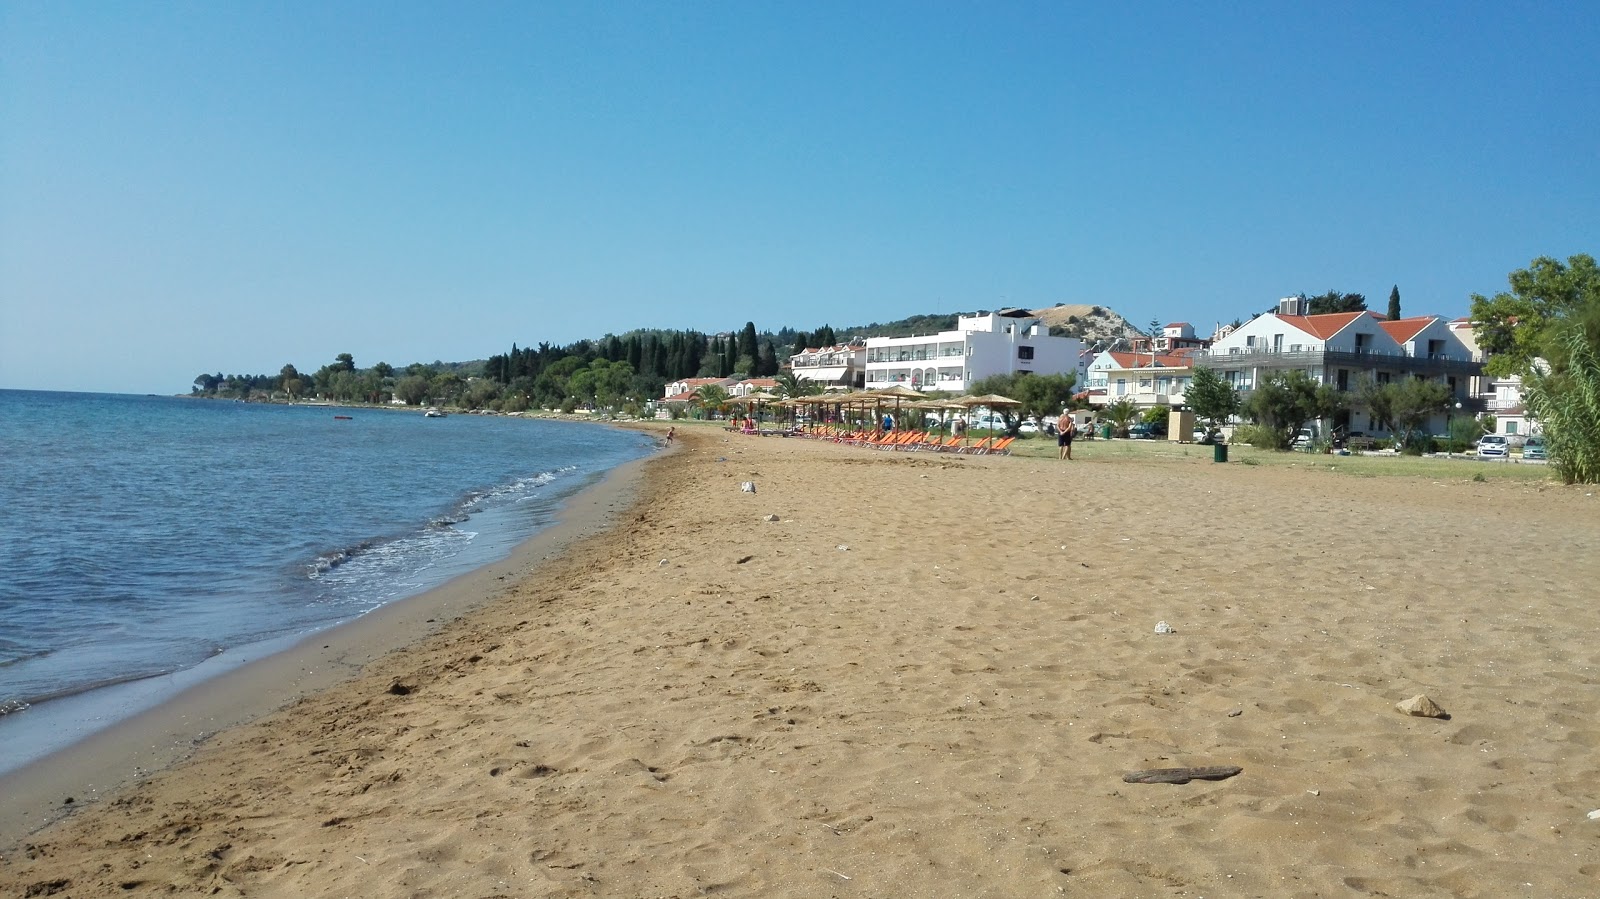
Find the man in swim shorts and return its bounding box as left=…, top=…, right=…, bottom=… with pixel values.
left=1057, top=409, right=1075, bottom=461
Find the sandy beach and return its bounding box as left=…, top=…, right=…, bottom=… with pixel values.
left=4, top=426, right=1598, bottom=898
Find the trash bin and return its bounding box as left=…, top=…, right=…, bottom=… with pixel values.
left=1213, top=442, right=1229, bottom=463
left=1101, top=424, right=1112, bottom=439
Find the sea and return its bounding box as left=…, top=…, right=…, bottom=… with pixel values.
left=0, top=390, right=656, bottom=773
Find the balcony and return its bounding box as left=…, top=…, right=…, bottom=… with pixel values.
left=1195, top=347, right=1481, bottom=377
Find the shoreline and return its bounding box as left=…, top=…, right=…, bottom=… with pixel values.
left=3, top=429, right=1596, bottom=896
left=0, top=430, right=669, bottom=848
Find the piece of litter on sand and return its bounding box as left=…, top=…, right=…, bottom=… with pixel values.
left=658, top=559, right=669, bottom=567
left=1153, top=621, right=1175, bottom=634
left=836, top=544, right=850, bottom=551
left=823, top=869, right=852, bottom=881
left=740, top=481, right=757, bottom=493
left=1588, top=809, right=1600, bottom=820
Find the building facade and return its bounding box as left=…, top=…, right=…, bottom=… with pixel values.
left=787, top=344, right=867, bottom=390
left=1083, top=349, right=1199, bottom=410
left=1193, top=309, right=1482, bottom=437
left=862, top=309, right=1085, bottom=394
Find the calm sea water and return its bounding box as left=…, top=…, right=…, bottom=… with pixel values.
left=0, top=390, right=654, bottom=770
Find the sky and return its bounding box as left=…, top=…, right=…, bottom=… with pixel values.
left=2, top=2, right=1597, bottom=395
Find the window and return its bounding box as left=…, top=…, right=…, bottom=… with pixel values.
left=1428, top=339, right=1445, bottom=358
left=1337, top=369, right=1349, bottom=390
left=1376, top=372, right=1391, bottom=384
left=1246, top=335, right=1256, bottom=348
left=1116, top=378, right=1127, bottom=395
left=1273, top=334, right=1284, bottom=352
left=1355, top=333, right=1370, bottom=352
left=1017, top=345, right=1034, bottom=360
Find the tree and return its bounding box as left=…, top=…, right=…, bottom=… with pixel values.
left=394, top=375, right=430, bottom=405
left=757, top=340, right=779, bottom=376
left=692, top=384, right=730, bottom=419
left=1244, top=369, right=1345, bottom=449
left=372, top=361, right=395, bottom=379
left=334, top=353, right=355, bottom=373
left=1103, top=398, right=1139, bottom=437
left=738, top=322, right=759, bottom=364
left=775, top=372, right=820, bottom=399
left=1470, top=253, right=1600, bottom=379
left=1186, top=367, right=1239, bottom=440
left=1387, top=285, right=1401, bottom=321
left=967, top=372, right=1075, bottom=434
left=1305, top=291, right=1367, bottom=315
left=278, top=364, right=304, bottom=400
left=1524, top=320, right=1600, bottom=483
left=1358, top=375, right=1450, bottom=453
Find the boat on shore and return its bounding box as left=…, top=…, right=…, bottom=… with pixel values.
left=424, top=407, right=448, bottom=418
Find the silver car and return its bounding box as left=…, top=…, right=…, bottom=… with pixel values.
left=1477, top=434, right=1509, bottom=460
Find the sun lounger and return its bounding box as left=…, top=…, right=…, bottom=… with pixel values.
left=980, top=436, right=1016, bottom=455
left=955, top=437, right=993, bottom=455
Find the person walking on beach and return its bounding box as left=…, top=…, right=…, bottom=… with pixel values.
left=666, top=426, right=675, bottom=444
left=1057, top=409, right=1076, bottom=461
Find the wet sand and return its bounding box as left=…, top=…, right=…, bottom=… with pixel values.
left=3, top=427, right=1599, bottom=897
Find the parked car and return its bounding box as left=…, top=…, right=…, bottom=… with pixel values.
left=1522, top=435, right=1547, bottom=461
left=1477, top=434, right=1510, bottom=460
left=1018, top=418, right=1041, bottom=434
left=1127, top=422, right=1161, bottom=439
left=1291, top=427, right=1316, bottom=448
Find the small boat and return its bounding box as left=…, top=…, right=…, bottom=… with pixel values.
left=333, top=415, right=353, bottom=420
left=424, top=407, right=447, bottom=418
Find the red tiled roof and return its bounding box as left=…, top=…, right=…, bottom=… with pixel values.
left=1274, top=311, right=1377, bottom=340
left=1106, top=351, right=1194, bottom=369
left=1377, top=316, right=1437, bottom=344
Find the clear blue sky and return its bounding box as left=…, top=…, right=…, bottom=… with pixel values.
left=3, top=2, right=1596, bottom=394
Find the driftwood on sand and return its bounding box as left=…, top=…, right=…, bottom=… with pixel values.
left=1122, top=765, right=1244, bottom=785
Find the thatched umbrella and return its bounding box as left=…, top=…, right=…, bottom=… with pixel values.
left=951, top=393, right=1023, bottom=444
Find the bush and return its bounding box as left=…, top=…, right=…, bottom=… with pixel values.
left=1230, top=423, right=1273, bottom=447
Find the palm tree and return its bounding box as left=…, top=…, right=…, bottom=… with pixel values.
left=692, top=384, right=730, bottom=420
left=1104, top=398, right=1139, bottom=438
left=775, top=372, right=821, bottom=399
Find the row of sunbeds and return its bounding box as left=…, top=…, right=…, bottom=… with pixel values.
left=797, top=426, right=1016, bottom=455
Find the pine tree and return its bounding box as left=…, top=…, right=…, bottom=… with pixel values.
left=1387, top=285, right=1401, bottom=320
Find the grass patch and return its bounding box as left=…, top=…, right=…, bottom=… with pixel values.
left=1022, top=436, right=1554, bottom=481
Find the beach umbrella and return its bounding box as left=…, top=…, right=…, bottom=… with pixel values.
left=951, top=393, right=1023, bottom=442
left=740, top=391, right=780, bottom=423
left=866, top=384, right=926, bottom=430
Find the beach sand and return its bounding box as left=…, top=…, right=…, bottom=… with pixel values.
left=3, top=427, right=1598, bottom=897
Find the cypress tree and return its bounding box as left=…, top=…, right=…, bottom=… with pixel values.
left=1387, top=285, right=1401, bottom=320
left=739, top=321, right=759, bottom=362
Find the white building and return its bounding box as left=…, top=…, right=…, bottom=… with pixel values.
left=862, top=309, right=1085, bottom=394
left=1083, top=349, right=1200, bottom=409
left=787, top=344, right=866, bottom=390
left=1195, top=307, right=1481, bottom=437
left=661, top=377, right=735, bottom=402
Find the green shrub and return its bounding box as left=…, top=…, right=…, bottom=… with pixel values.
left=1231, top=423, right=1273, bottom=447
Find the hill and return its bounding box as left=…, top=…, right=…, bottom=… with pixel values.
left=1027, top=304, right=1144, bottom=345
